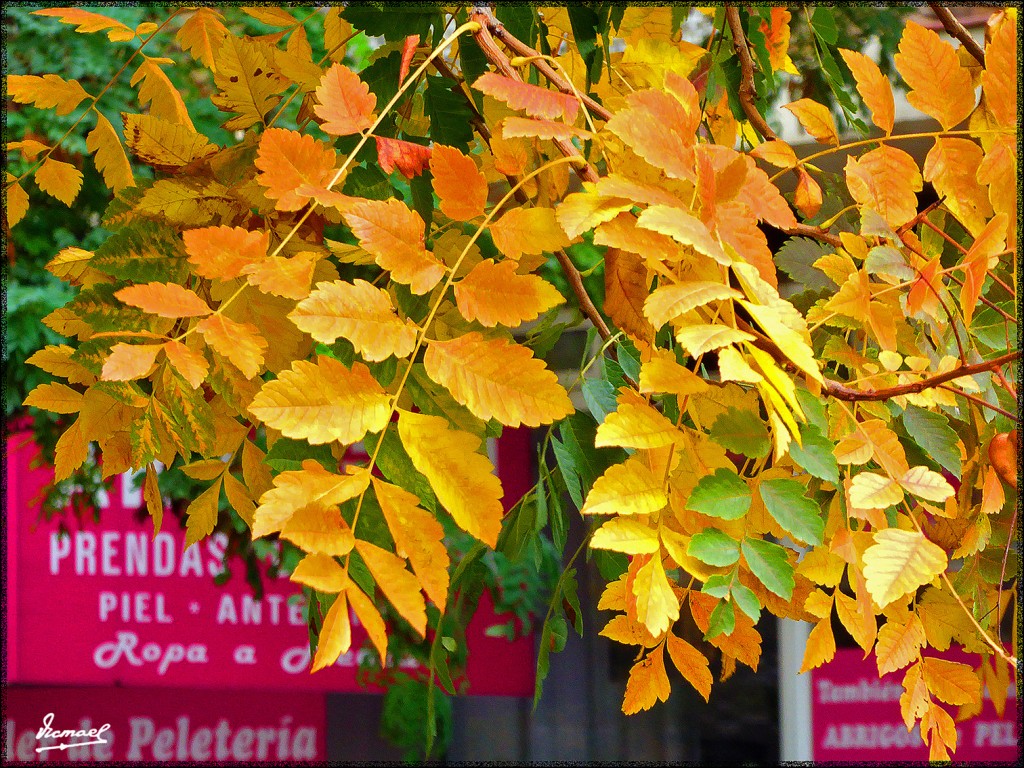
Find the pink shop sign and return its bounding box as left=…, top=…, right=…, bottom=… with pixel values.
left=811, top=647, right=1019, bottom=762
left=3, top=686, right=325, bottom=763
left=5, top=431, right=535, bottom=695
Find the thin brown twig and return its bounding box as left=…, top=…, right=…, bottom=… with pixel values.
left=946, top=272, right=1017, bottom=323
left=929, top=3, right=986, bottom=67
left=780, top=223, right=842, bottom=248
left=937, top=385, right=1018, bottom=421
left=725, top=5, right=778, bottom=141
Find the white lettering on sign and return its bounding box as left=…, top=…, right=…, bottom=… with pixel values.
left=816, top=677, right=903, bottom=704
left=215, top=593, right=306, bottom=627
left=974, top=721, right=1017, bottom=747
left=4, top=715, right=114, bottom=762
left=93, top=632, right=209, bottom=675
left=822, top=722, right=927, bottom=750
left=124, top=716, right=317, bottom=761
left=49, top=532, right=228, bottom=578
left=98, top=592, right=173, bottom=624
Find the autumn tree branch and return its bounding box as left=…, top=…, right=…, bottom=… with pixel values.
left=725, top=5, right=778, bottom=141
left=929, top=3, right=986, bottom=67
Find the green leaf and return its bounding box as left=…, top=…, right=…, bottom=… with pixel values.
left=91, top=220, right=189, bottom=283
left=901, top=405, right=961, bottom=479
left=407, top=363, right=489, bottom=438
left=365, top=428, right=438, bottom=513
left=706, top=599, right=735, bottom=639
left=759, top=478, right=825, bottom=546
left=496, top=6, right=537, bottom=48
left=795, top=385, right=829, bottom=435
left=593, top=549, right=628, bottom=581
left=342, top=4, right=440, bottom=40
left=709, top=406, right=771, bottom=458
left=496, top=492, right=536, bottom=563
left=688, top=528, right=741, bottom=567
left=424, top=75, right=474, bottom=151
left=562, top=567, right=584, bottom=636
left=775, top=237, right=837, bottom=292
left=731, top=583, right=761, bottom=622
left=701, top=573, right=732, bottom=599
left=686, top=468, right=752, bottom=520
left=582, top=377, right=617, bottom=424
left=809, top=7, right=838, bottom=45
left=788, top=424, right=840, bottom=485
left=261, top=438, right=335, bottom=473
left=741, top=538, right=795, bottom=600
left=552, top=412, right=622, bottom=510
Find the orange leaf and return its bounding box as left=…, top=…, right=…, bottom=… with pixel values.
left=86, top=111, right=134, bottom=192
left=794, top=167, right=822, bottom=219
left=175, top=7, right=227, bottom=70
left=7, top=74, right=91, bottom=116
left=666, top=633, right=712, bottom=702
left=732, top=159, right=798, bottom=230
left=280, top=503, right=355, bottom=557
left=501, top=116, right=593, bottom=142
left=839, top=48, right=895, bottom=135
left=6, top=177, right=29, bottom=228
left=399, top=34, right=419, bottom=84
left=196, top=314, right=267, bottom=378
left=921, top=657, right=981, bottom=707
left=960, top=214, right=1006, bottom=326
left=183, top=225, right=269, bottom=281
left=255, top=127, right=338, bottom=211
left=622, top=644, right=671, bottom=714
left=981, top=15, right=1016, bottom=128
left=35, top=158, right=83, bottom=206
left=355, top=540, right=427, bottom=637
left=102, top=343, right=163, bottom=381
left=906, top=255, right=942, bottom=318
left=604, top=247, right=655, bottom=344
left=54, top=418, right=88, bottom=482
left=342, top=198, right=444, bottom=294
left=115, top=282, right=212, bottom=318
left=32, top=8, right=134, bottom=41
left=799, top=616, right=837, bottom=673
left=923, top=137, right=991, bottom=236
left=489, top=207, right=570, bottom=260
left=242, top=252, right=317, bottom=301
left=845, top=145, right=922, bottom=229
left=473, top=72, right=579, bottom=122
left=131, top=58, right=194, bottom=130
left=374, top=136, right=431, bottom=179
left=162, top=339, right=209, bottom=389
left=875, top=613, right=926, bottom=676
left=895, top=21, right=975, bottom=130
left=430, top=144, right=488, bottom=221
left=345, top=581, right=388, bottom=664
left=454, top=259, right=563, bottom=328
left=606, top=88, right=696, bottom=181
left=312, top=591, right=351, bottom=672
left=290, top=552, right=347, bottom=593
left=750, top=140, right=798, bottom=169
left=782, top=99, right=839, bottom=146
left=759, top=8, right=797, bottom=74
left=314, top=62, right=377, bottom=136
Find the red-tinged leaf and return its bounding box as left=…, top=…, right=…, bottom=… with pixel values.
left=196, top=314, right=267, bottom=378
left=102, top=343, right=163, bottom=381
left=375, top=136, right=431, bottom=179
left=845, top=145, right=922, bottom=229
left=501, top=116, right=593, bottom=142
left=453, top=259, right=564, bottom=327
left=115, top=282, right=212, bottom=318
left=314, top=62, right=377, bottom=136
left=895, top=21, right=975, bottom=130
left=960, top=214, right=1007, bottom=326
left=242, top=252, right=317, bottom=301
left=430, top=144, right=488, bottom=221
left=7, top=74, right=91, bottom=116
left=33, top=8, right=135, bottom=41
left=255, top=127, right=338, bottom=211
left=162, top=339, right=209, bottom=389
left=794, top=167, right=822, bottom=218
left=85, top=111, right=134, bottom=192
left=473, top=72, right=579, bottom=123
left=183, top=225, right=269, bottom=281
left=839, top=48, right=895, bottom=135
left=399, top=34, right=420, bottom=84
left=342, top=198, right=445, bottom=294
left=35, top=158, right=83, bottom=206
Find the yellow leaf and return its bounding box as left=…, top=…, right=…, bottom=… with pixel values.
left=211, top=35, right=286, bottom=130
left=596, top=389, right=680, bottom=449
left=184, top=478, right=222, bottom=548
left=161, top=340, right=208, bottom=389
left=242, top=252, right=316, bottom=301
left=622, top=644, right=671, bottom=714
left=355, top=540, right=427, bottom=637
left=223, top=472, right=255, bottom=528
left=834, top=589, right=877, bottom=653
left=636, top=205, right=729, bottom=265
left=249, top=356, right=390, bottom=445
left=86, top=111, right=133, bottom=192
left=196, top=314, right=267, bottom=379
left=474, top=72, right=579, bottom=122
left=799, top=616, right=837, bottom=673
left=849, top=471, right=904, bottom=510
left=606, top=88, right=697, bottom=181
left=838, top=49, right=895, bottom=134
left=290, top=552, right=347, bottom=593
left=797, top=547, right=845, bottom=587
left=582, top=455, right=668, bottom=516
left=398, top=410, right=504, bottom=547
left=115, top=282, right=211, bottom=318
left=314, top=62, right=377, bottom=136
left=794, top=167, right=823, bottom=219
left=255, top=127, right=338, bottom=212
left=922, top=701, right=956, bottom=760
left=280, top=503, right=355, bottom=556
left=804, top=589, right=833, bottom=620
left=633, top=556, right=680, bottom=637
left=899, top=467, right=954, bottom=502
left=860, top=419, right=910, bottom=477
left=923, top=137, right=991, bottom=237
left=23, top=382, right=83, bottom=414
left=312, top=590, right=351, bottom=672
left=921, top=657, right=981, bottom=707
left=600, top=614, right=659, bottom=646
left=863, top=529, right=947, bottom=608
left=876, top=612, right=927, bottom=675
left=960, top=213, right=1007, bottom=326
left=675, top=324, right=755, bottom=358
left=500, top=116, right=593, bottom=142
left=453, top=259, right=564, bottom=328
left=7, top=74, right=91, bottom=116
left=740, top=300, right=822, bottom=383
left=131, top=58, right=194, bottom=130
left=750, top=139, right=798, bottom=169
left=981, top=14, right=1016, bottom=128
left=54, top=418, right=89, bottom=482
left=980, top=466, right=1005, bottom=516
left=895, top=20, right=975, bottom=130
left=176, top=8, right=227, bottom=70
left=489, top=207, right=570, bottom=260
left=423, top=333, right=572, bottom=427
left=900, top=662, right=929, bottom=730
left=591, top=517, right=661, bottom=554
left=35, top=158, right=83, bottom=206
left=144, top=462, right=164, bottom=535
left=121, top=114, right=215, bottom=171
left=373, top=478, right=449, bottom=608
left=556, top=191, right=634, bottom=240
left=32, top=8, right=134, bottom=41
left=430, top=144, right=488, bottom=221
left=289, top=278, right=418, bottom=360
left=183, top=225, right=268, bottom=281
left=6, top=177, right=29, bottom=228
left=101, top=343, right=162, bottom=382
left=323, top=8, right=351, bottom=64
left=639, top=348, right=708, bottom=396
left=342, top=199, right=445, bottom=294
left=782, top=99, right=839, bottom=146
left=344, top=581, right=388, bottom=664
left=846, top=145, right=923, bottom=230
left=253, top=466, right=370, bottom=536
left=643, top=281, right=741, bottom=330
left=666, top=632, right=712, bottom=701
